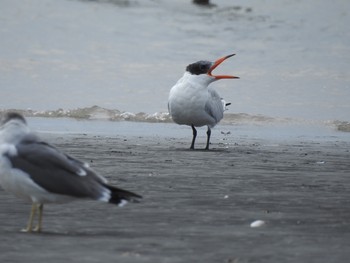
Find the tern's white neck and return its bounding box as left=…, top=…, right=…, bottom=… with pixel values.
left=177, top=72, right=216, bottom=88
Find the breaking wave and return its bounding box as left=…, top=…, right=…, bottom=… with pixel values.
left=333, top=121, right=350, bottom=132
left=1, top=105, right=349, bottom=132
left=0, top=106, right=171, bottom=123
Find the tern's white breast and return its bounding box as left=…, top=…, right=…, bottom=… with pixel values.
left=168, top=73, right=217, bottom=127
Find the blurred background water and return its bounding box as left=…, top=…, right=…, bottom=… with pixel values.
left=0, top=0, right=349, bottom=126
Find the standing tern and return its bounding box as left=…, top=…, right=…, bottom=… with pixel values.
left=0, top=112, right=141, bottom=233
left=168, top=54, right=239, bottom=150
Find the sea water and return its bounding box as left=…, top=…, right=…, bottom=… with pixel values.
left=0, top=0, right=349, bottom=132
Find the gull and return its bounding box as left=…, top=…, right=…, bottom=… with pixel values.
left=168, top=54, right=239, bottom=150
left=0, top=112, right=141, bottom=233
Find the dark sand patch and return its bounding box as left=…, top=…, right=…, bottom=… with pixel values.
left=1, top=133, right=349, bottom=263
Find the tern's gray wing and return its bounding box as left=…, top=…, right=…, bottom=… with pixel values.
left=8, top=136, right=107, bottom=200
left=204, top=88, right=224, bottom=125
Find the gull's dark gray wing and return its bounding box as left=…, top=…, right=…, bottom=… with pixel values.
left=7, top=135, right=141, bottom=202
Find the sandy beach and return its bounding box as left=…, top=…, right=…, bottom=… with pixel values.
left=1, top=0, right=349, bottom=261
left=0, top=121, right=349, bottom=263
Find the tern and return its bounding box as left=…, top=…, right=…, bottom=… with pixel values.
left=0, top=112, right=141, bottom=233
left=168, top=54, right=239, bottom=150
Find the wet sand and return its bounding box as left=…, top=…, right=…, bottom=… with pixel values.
left=0, top=130, right=350, bottom=263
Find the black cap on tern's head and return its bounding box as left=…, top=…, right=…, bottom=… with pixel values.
left=186, top=54, right=239, bottom=80
left=1, top=112, right=27, bottom=126
left=186, top=60, right=213, bottom=75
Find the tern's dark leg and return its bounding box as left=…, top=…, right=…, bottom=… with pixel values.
left=190, top=124, right=197, bottom=150
left=205, top=126, right=211, bottom=150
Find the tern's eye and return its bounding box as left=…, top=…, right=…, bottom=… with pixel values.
left=199, top=64, right=209, bottom=73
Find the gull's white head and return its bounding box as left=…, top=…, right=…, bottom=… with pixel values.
left=0, top=112, right=30, bottom=144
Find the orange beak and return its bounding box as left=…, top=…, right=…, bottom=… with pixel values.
left=207, top=54, right=239, bottom=79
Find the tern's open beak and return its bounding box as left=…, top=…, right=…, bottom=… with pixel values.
left=207, top=54, right=239, bottom=79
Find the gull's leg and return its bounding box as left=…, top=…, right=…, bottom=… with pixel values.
left=22, top=203, right=37, bottom=233
left=190, top=124, right=197, bottom=150
left=205, top=126, right=211, bottom=150
left=33, top=204, right=44, bottom=232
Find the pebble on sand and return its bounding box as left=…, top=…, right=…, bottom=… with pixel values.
left=250, top=220, right=265, bottom=228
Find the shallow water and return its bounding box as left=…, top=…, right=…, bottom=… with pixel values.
left=30, top=117, right=350, bottom=143
left=0, top=0, right=350, bottom=123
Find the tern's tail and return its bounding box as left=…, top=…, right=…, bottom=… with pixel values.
left=221, top=99, right=231, bottom=111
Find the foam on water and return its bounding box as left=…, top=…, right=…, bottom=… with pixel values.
left=1, top=106, right=349, bottom=133
left=0, top=106, right=172, bottom=123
